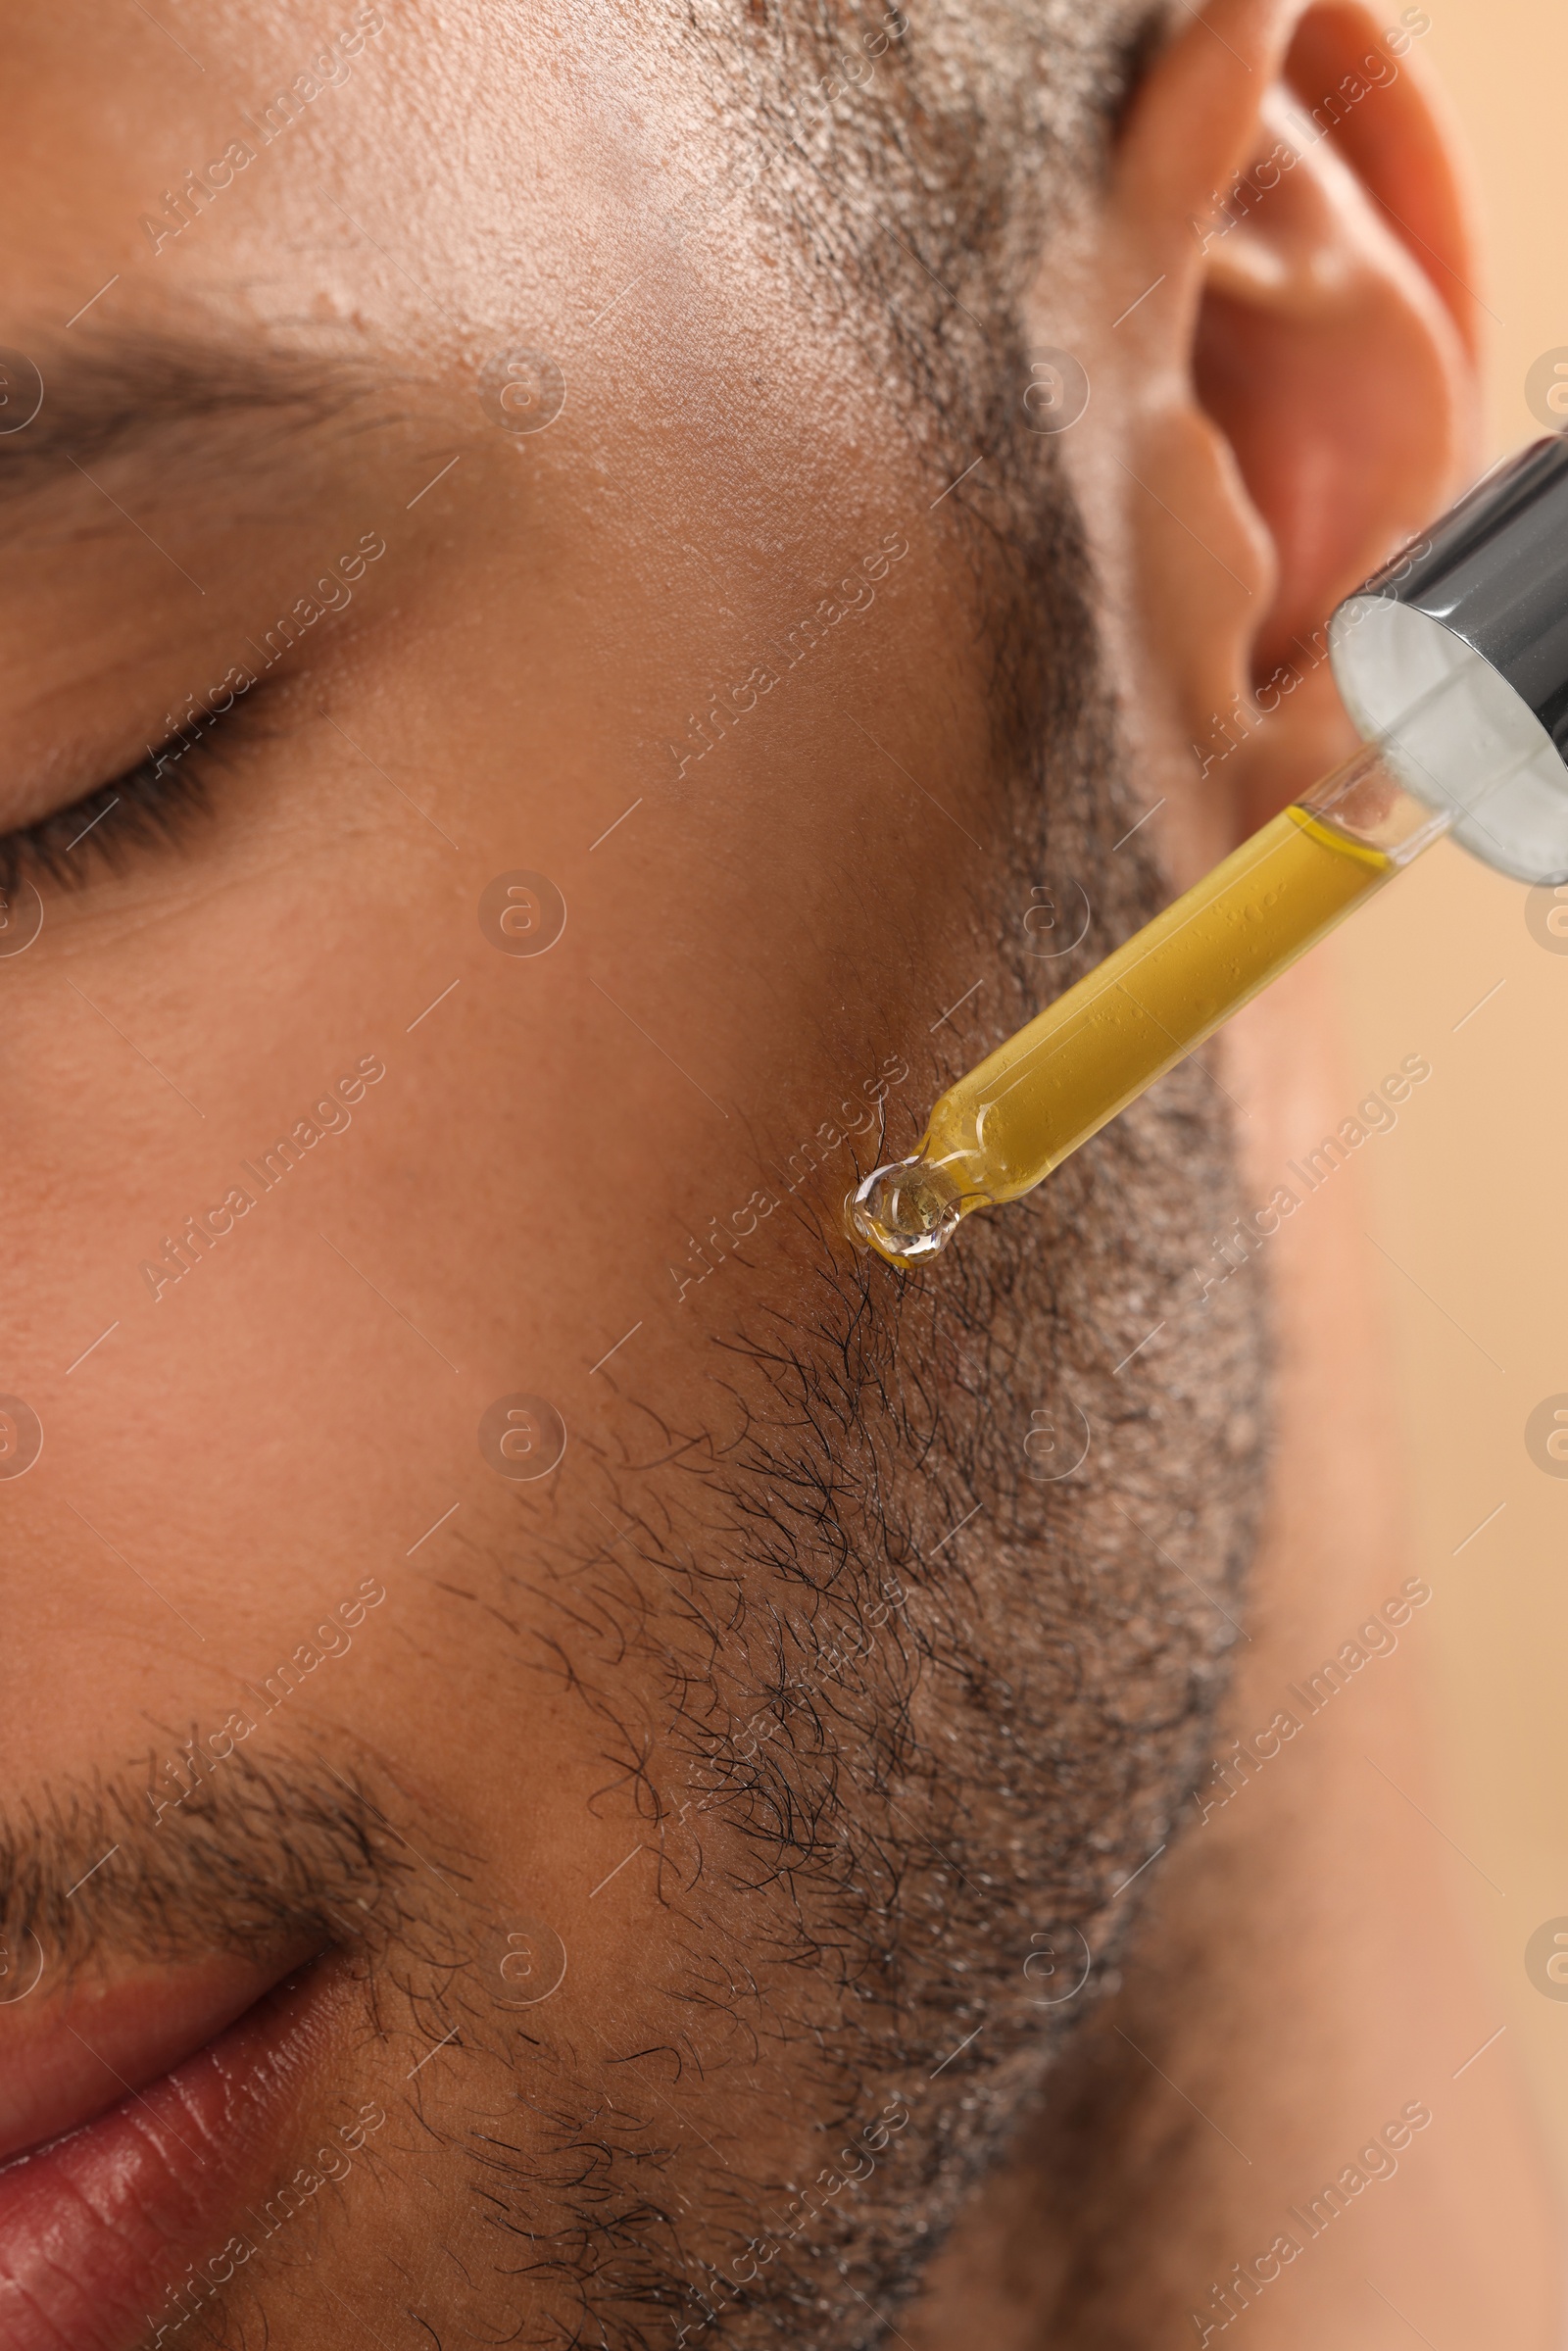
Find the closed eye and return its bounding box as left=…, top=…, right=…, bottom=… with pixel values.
left=0, top=688, right=265, bottom=895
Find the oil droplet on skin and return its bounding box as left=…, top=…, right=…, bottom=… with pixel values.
left=848, top=1156, right=974, bottom=1268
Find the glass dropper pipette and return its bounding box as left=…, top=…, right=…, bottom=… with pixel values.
left=850, top=743, right=1448, bottom=1265
left=851, top=436, right=1568, bottom=1271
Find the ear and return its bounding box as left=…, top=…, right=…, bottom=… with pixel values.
left=1061, top=0, right=1480, bottom=851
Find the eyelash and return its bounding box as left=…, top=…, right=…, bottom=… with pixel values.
left=0, top=697, right=257, bottom=895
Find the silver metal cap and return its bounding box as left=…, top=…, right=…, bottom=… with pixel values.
left=1330, top=437, right=1568, bottom=885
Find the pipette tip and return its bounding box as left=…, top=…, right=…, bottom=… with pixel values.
left=847, top=1157, right=967, bottom=1268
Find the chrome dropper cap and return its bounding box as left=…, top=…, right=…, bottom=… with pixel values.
left=1330, top=436, right=1568, bottom=884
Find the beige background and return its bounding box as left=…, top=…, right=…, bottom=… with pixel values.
left=1327, top=0, right=1568, bottom=2200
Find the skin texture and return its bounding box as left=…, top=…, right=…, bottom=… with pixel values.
left=0, top=1, right=1555, bottom=2346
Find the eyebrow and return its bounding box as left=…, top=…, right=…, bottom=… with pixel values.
left=0, top=329, right=398, bottom=509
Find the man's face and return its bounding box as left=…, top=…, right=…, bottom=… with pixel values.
left=0, top=3, right=1263, bottom=2344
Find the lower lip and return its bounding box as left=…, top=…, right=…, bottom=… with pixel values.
left=0, top=1963, right=343, bottom=2351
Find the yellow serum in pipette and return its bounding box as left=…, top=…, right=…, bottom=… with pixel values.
left=851, top=804, right=1395, bottom=1266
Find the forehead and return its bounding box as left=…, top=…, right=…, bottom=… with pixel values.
left=0, top=0, right=923, bottom=654
left=2, top=1, right=749, bottom=381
